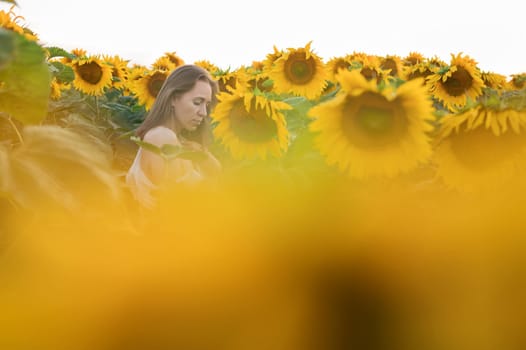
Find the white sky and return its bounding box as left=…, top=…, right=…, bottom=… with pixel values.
left=3, top=0, right=525, bottom=77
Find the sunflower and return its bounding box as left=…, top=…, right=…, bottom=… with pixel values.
left=50, top=78, right=70, bottom=100
left=480, top=71, right=508, bottom=90
left=71, top=48, right=87, bottom=58
left=428, top=56, right=447, bottom=68
left=122, top=64, right=147, bottom=96
left=236, top=66, right=273, bottom=93
left=70, top=55, right=113, bottom=96
left=347, top=51, right=370, bottom=66
left=379, top=54, right=406, bottom=80
left=211, top=88, right=291, bottom=160
left=162, top=51, right=185, bottom=67
left=262, top=45, right=283, bottom=71
left=325, top=55, right=353, bottom=82
left=427, top=53, right=484, bottom=111
left=433, top=105, right=526, bottom=193
left=0, top=5, right=38, bottom=41
left=151, top=56, right=176, bottom=72
left=354, top=55, right=392, bottom=85
left=104, top=54, right=130, bottom=90
left=130, top=69, right=168, bottom=110
left=250, top=60, right=265, bottom=72
left=403, top=59, right=437, bottom=85
left=213, top=68, right=241, bottom=94
left=403, top=52, right=426, bottom=67
left=508, top=73, right=526, bottom=90
left=194, top=60, right=219, bottom=75
left=60, top=48, right=87, bottom=64
left=404, top=62, right=434, bottom=83
left=308, top=70, right=435, bottom=179
left=267, top=41, right=328, bottom=100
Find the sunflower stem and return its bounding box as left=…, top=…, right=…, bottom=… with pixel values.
left=95, top=96, right=100, bottom=118
left=3, top=114, right=24, bottom=145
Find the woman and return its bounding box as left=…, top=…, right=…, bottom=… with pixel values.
left=126, top=64, right=222, bottom=208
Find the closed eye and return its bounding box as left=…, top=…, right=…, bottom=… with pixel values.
left=193, top=98, right=211, bottom=107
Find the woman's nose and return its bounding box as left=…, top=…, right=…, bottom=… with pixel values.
left=198, top=104, right=207, bottom=116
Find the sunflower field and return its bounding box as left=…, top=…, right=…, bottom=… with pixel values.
left=2, top=4, right=526, bottom=350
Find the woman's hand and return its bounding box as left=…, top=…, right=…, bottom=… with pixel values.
left=180, top=139, right=203, bottom=152
left=179, top=140, right=222, bottom=177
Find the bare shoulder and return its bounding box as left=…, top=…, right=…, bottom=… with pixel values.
left=143, top=126, right=180, bottom=148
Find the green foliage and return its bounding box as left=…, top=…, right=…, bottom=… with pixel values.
left=0, top=28, right=15, bottom=69
left=0, top=28, right=50, bottom=125
left=48, top=60, right=75, bottom=83
left=130, top=136, right=208, bottom=162
left=282, top=95, right=315, bottom=141
left=45, top=46, right=75, bottom=60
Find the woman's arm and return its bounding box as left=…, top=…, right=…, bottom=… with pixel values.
left=179, top=139, right=222, bottom=177
left=197, top=148, right=222, bottom=177
left=140, top=127, right=180, bottom=185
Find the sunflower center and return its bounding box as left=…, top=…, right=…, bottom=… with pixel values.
left=357, top=106, right=393, bottom=134
left=332, top=60, right=350, bottom=75
left=360, top=68, right=378, bottom=82
left=380, top=58, right=398, bottom=76
left=450, top=125, right=525, bottom=171
left=442, top=67, right=473, bottom=97
left=342, top=92, right=408, bottom=149
left=284, top=53, right=316, bottom=85
left=218, top=76, right=237, bottom=93
left=78, top=62, right=103, bottom=85
left=148, top=72, right=167, bottom=98
left=229, top=100, right=278, bottom=143
left=407, top=68, right=432, bottom=81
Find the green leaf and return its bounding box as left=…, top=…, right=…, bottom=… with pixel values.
left=45, top=46, right=75, bottom=60
left=261, top=78, right=273, bottom=88
left=130, top=136, right=162, bottom=155
left=0, top=28, right=15, bottom=69
left=48, top=61, right=75, bottom=83
left=438, top=66, right=451, bottom=75
left=160, top=144, right=208, bottom=161
left=0, top=28, right=51, bottom=125
left=130, top=136, right=207, bottom=161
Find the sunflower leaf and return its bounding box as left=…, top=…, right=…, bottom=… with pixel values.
left=45, top=46, right=75, bottom=60
left=130, top=136, right=162, bottom=155
left=129, top=136, right=207, bottom=162
left=0, top=29, right=15, bottom=69
left=437, top=66, right=450, bottom=75
left=48, top=61, right=75, bottom=83
left=0, top=28, right=50, bottom=125
left=160, top=144, right=207, bottom=161
left=261, top=78, right=274, bottom=88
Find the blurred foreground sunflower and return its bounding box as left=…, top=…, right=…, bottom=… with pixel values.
left=0, top=125, right=121, bottom=211
left=308, top=70, right=435, bottom=179
left=0, top=5, right=38, bottom=41
left=433, top=102, right=526, bottom=193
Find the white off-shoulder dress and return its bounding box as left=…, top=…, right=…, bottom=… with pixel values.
left=126, top=147, right=203, bottom=209
left=125, top=148, right=158, bottom=209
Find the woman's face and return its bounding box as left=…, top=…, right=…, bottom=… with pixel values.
left=171, top=80, right=212, bottom=132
